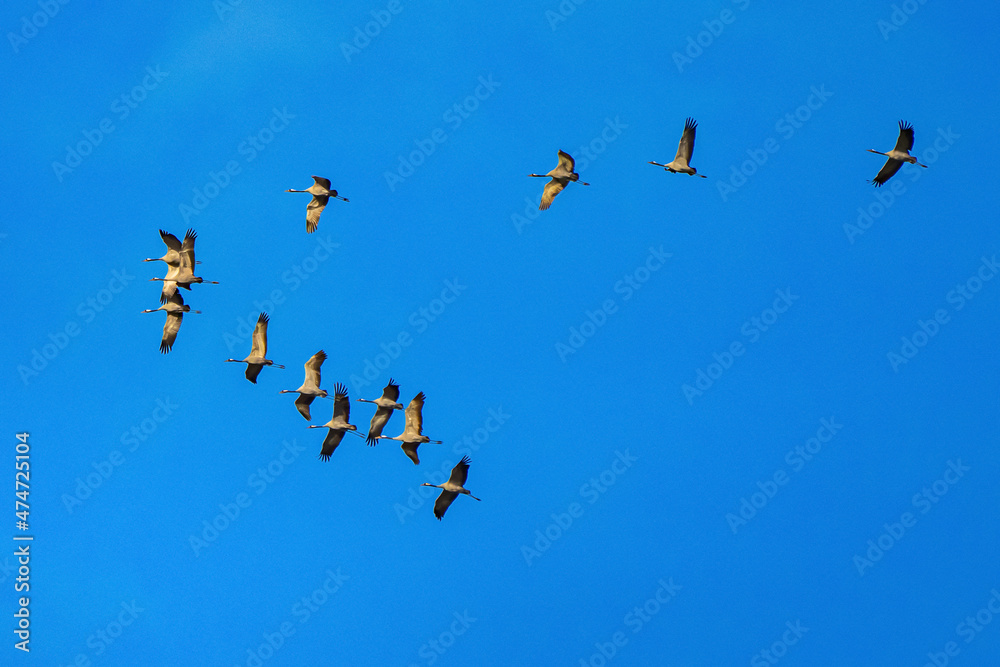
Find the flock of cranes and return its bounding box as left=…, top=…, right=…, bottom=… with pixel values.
left=142, top=229, right=217, bottom=354
left=143, top=267, right=479, bottom=518
left=140, top=118, right=929, bottom=518
left=531, top=117, right=928, bottom=209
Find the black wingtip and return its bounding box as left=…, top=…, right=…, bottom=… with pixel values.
left=318, top=453, right=330, bottom=462
left=334, top=382, right=349, bottom=397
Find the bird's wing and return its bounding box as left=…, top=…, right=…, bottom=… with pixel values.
left=894, top=121, right=915, bottom=152
left=871, top=157, right=903, bottom=187
left=382, top=378, right=400, bottom=402
left=319, top=428, right=346, bottom=461
left=405, top=392, right=426, bottom=435
left=401, top=441, right=420, bottom=465
left=312, top=175, right=332, bottom=190
left=539, top=178, right=567, bottom=210
left=556, top=150, right=576, bottom=174
left=433, top=490, right=458, bottom=520
left=181, top=229, right=198, bottom=269
left=166, top=291, right=185, bottom=308
left=332, top=383, right=350, bottom=421
left=303, top=350, right=326, bottom=390
left=160, top=311, right=183, bottom=354
left=251, top=313, right=269, bottom=357
left=245, top=364, right=264, bottom=384
left=674, top=117, right=697, bottom=165
left=159, top=229, right=182, bottom=252
left=449, top=455, right=471, bottom=486
left=306, top=195, right=328, bottom=233
left=159, top=280, right=178, bottom=304
left=366, top=406, right=392, bottom=446
left=294, top=393, right=315, bottom=420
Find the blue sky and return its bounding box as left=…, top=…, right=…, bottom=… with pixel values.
left=3, top=1, right=1000, bottom=665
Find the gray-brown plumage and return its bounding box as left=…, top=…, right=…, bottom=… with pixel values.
left=224, top=313, right=285, bottom=383
left=376, top=391, right=442, bottom=464
left=149, top=229, right=218, bottom=303
left=285, top=176, right=349, bottom=233
left=528, top=150, right=590, bottom=210
left=648, top=117, right=707, bottom=177
left=422, top=456, right=481, bottom=520
left=308, top=383, right=357, bottom=460
left=279, top=350, right=329, bottom=420
left=357, top=378, right=404, bottom=446
left=867, top=120, right=928, bottom=187
left=142, top=291, right=200, bottom=354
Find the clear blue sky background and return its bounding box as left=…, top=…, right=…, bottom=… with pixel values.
left=3, top=1, right=999, bottom=665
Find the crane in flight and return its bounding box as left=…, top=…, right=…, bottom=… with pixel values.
left=357, top=378, right=404, bottom=446
left=149, top=229, right=218, bottom=303
left=867, top=120, right=928, bottom=187
left=224, top=313, right=284, bottom=383
left=285, top=176, right=349, bottom=233
left=422, top=456, right=481, bottom=520
left=142, top=291, right=200, bottom=354
left=308, top=383, right=358, bottom=460
left=144, top=229, right=199, bottom=267
left=648, top=117, right=707, bottom=178
left=376, top=391, right=442, bottom=464
left=279, top=350, right=330, bottom=420
left=528, top=150, right=590, bottom=210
